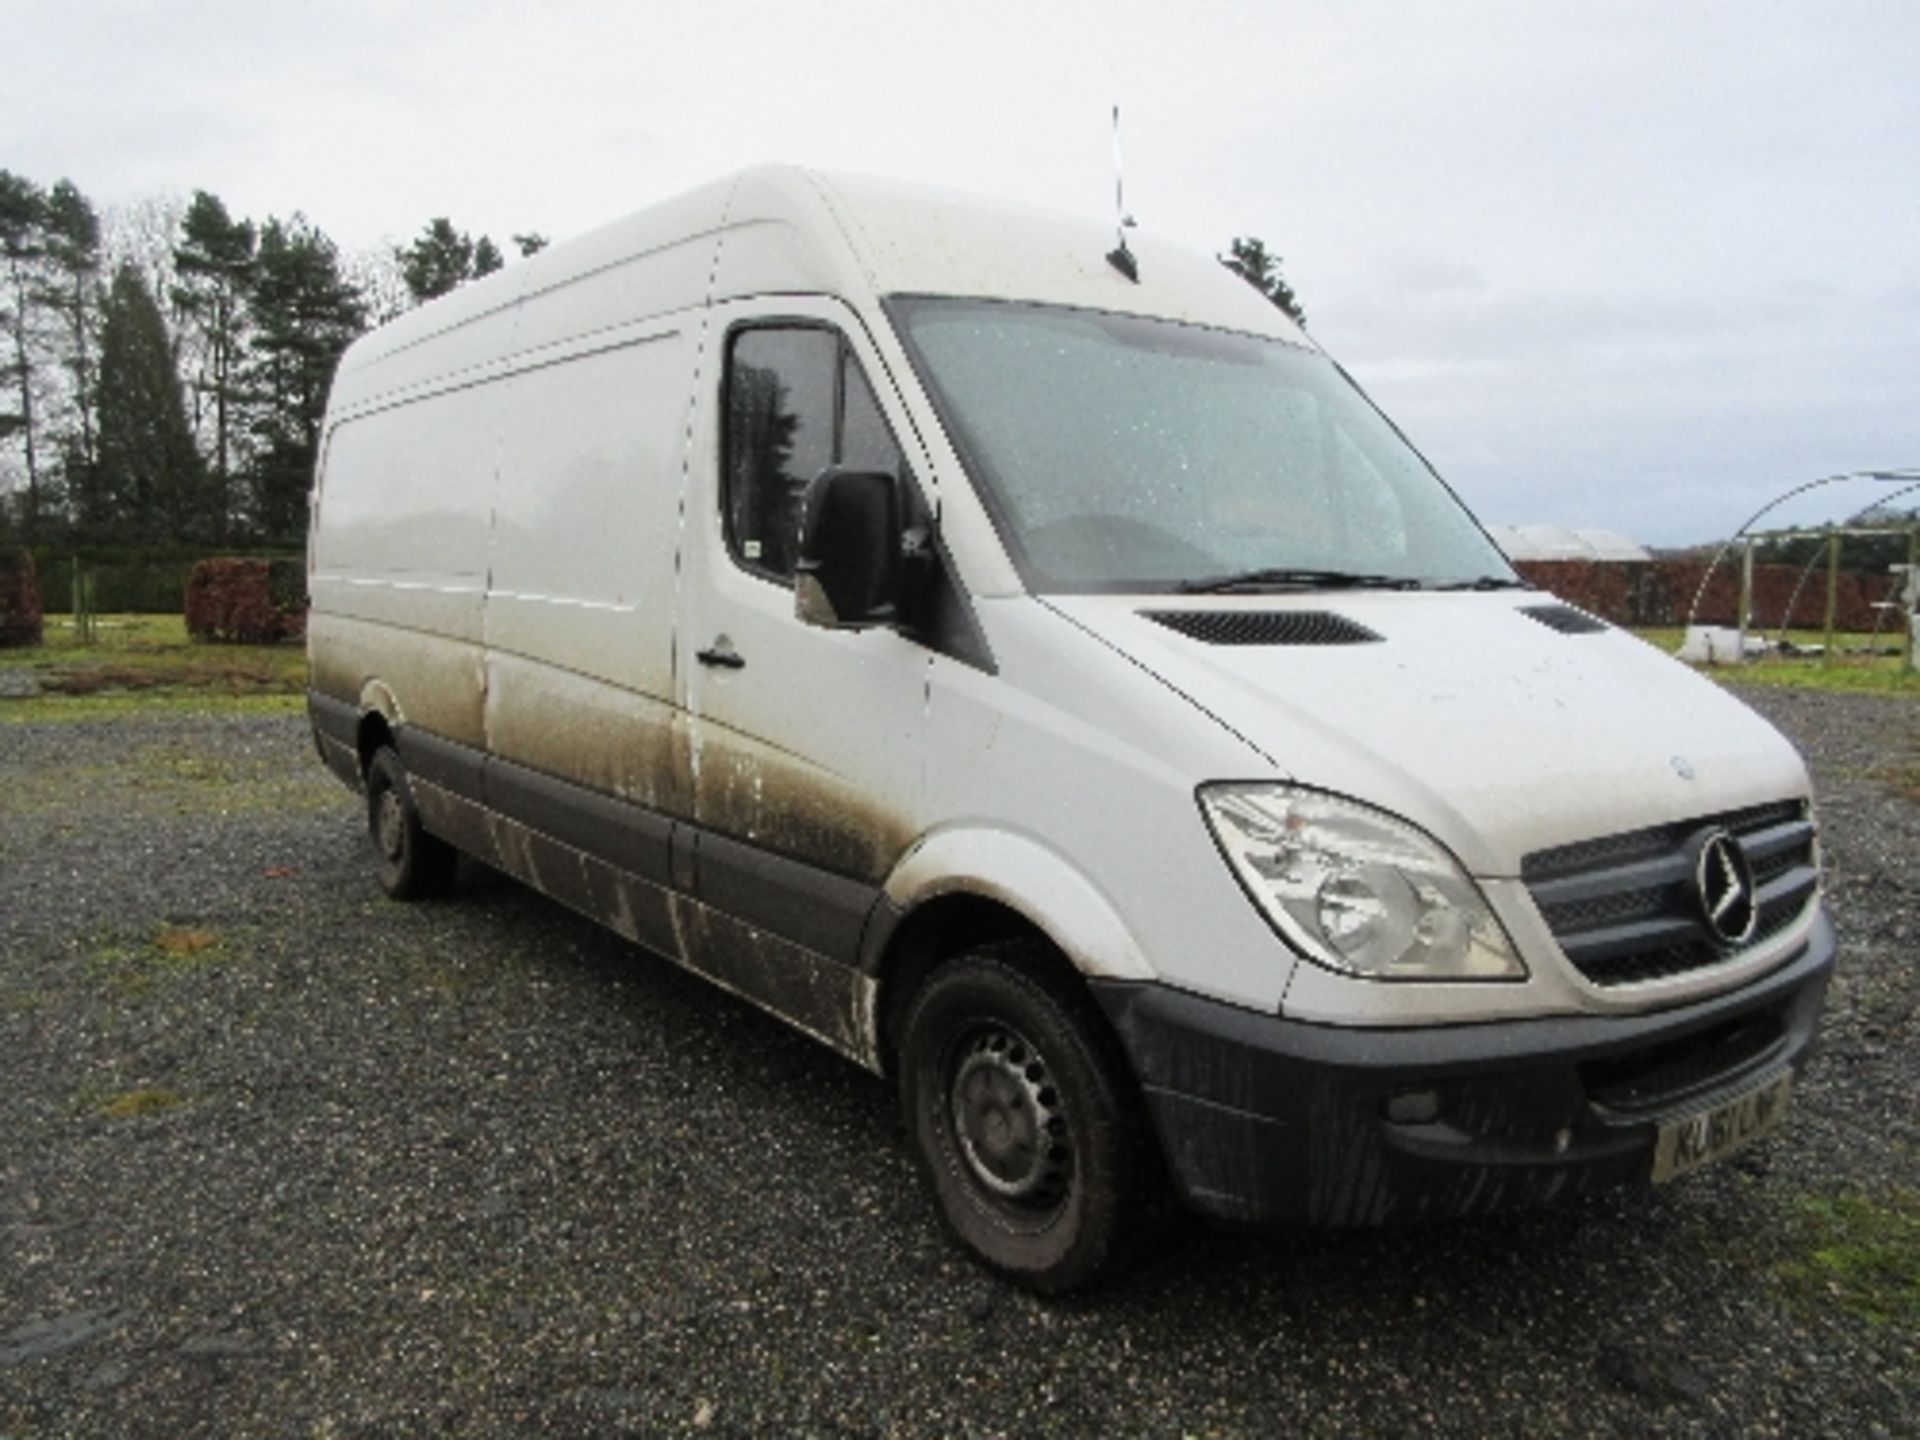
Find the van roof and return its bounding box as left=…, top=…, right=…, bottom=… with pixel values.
left=329, top=164, right=1307, bottom=413
left=718, top=165, right=1306, bottom=341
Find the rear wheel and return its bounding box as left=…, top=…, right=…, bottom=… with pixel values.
left=365, top=745, right=457, bottom=900
left=899, top=944, right=1148, bottom=1293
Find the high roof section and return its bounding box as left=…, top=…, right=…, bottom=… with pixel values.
left=327, top=173, right=737, bottom=414
left=328, top=164, right=1311, bottom=417
left=717, top=165, right=1311, bottom=342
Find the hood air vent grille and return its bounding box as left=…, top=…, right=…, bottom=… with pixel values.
left=1522, top=604, right=1609, bottom=635
left=1143, top=610, right=1382, bottom=646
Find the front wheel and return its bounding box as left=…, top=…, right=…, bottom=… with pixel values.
left=898, top=945, right=1149, bottom=1293
left=365, top=745, right=457, bottom=900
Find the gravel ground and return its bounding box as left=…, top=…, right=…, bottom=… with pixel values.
left=1, top=689, right=1915, bottom=1438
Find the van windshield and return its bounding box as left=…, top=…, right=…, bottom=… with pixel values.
left=890, top=298, right=1516, bottom=594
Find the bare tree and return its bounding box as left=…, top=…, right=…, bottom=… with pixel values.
left=102, top=193, right=188, bottom=314
left=0, top=171, right=48, bottom=534
left=343, top=243, right=412, bottom=329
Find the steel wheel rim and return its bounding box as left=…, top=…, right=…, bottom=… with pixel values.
left=374, top=786, right=407, bottom=863
left=948, top=1023, right=1072, bottom=1209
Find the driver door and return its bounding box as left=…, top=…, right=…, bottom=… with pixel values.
left=672, top=299, right=931, bottom=1009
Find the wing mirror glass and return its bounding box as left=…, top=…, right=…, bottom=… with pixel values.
left=794, top=468, right=902, bottom=629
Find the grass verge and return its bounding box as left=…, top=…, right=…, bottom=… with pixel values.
left=0, top=613, right=305, bottom=720
left=1632, top=628, right=1917, bottom=697
left=1, top=690, right=305, bottom=723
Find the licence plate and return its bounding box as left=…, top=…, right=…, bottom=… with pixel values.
left=1651, top=1071, right=1793, bottom=1184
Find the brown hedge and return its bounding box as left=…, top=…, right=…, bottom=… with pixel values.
left=0, top=549, right=43, bottom=648
left=184, top=557, right=307, bottom=644
left=1514, top=558, right=1897, bottom=632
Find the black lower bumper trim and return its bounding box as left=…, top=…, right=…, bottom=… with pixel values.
left=1090, top=910, right=1835, bottom=1227
left=307, top=691, right=361, bottom=791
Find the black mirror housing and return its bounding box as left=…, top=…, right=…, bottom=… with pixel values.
left=794, top=468, right=902, bottom=629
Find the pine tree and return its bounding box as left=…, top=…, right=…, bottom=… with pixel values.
left=1221, top=236, right=1307, bottom=328
left=247, top=216, right=365, bottom=541
left=398, top=217, right=511, bottom=304
left=89, top=263, right=206, bottom=541
left=173, top=191, right=257, bottom=539
left=399, top=218, right=476, bottom=304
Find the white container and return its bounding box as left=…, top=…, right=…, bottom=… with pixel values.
left=1678, top=624, right=1751, bottom=664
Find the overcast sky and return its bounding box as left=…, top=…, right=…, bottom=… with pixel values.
left=6, top=0, right=1916, bottom=544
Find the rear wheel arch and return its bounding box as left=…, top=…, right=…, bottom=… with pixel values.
left=355, top=711, right=395, bottom=779
left=353, top=680, right=404, bottom=774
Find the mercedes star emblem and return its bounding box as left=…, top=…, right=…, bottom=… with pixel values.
left=1696, top=829, right=1758, bottom=946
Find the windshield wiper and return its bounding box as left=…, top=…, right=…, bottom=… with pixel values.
left=1175, top=567, right=1424, bottom=595
left=1428, top=576, right=1532, bottom=591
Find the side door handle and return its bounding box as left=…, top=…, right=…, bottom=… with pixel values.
left=695, top=637, right=746, bottom=670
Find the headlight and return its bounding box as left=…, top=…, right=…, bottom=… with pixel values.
left=1199, top=784, right=1525, bottom=982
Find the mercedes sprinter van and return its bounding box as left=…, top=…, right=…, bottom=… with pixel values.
left=308, top=166, right=1834, bottom=1291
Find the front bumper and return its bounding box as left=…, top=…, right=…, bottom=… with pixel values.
left=1091, top=907, right=1836, bottom=1227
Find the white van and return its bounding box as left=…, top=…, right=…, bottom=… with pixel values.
left=308, top=166, right=1834, bottom=1291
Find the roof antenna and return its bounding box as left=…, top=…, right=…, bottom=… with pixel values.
left=1107, top=104, right=1140, bottom=283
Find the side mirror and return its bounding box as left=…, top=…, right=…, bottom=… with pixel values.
left=794, top=468, right=902, bottom=629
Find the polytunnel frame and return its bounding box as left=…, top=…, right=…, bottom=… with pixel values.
left=1683, top=469, right=1920, bottom=667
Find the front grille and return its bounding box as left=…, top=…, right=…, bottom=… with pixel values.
left=1143, top=610, right=1381, bottom=646
left=1523, top=801, right=1819, bottom=987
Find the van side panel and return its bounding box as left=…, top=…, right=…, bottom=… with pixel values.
left=311, top=383, right=498, bottom=582
left=309, top=378, right=501, bottom=749
left=482, top=323, right=695, bottom=813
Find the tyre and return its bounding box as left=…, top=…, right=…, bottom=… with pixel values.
left=365, top=745, right=457, bottom=900
left=898, top=944, right=1149, bottom=1293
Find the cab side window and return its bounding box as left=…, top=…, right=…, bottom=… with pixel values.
left=724, top=325, right=909, bottom=583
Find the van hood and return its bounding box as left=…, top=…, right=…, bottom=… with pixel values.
left=1042, top=592, right=1811, bottom=877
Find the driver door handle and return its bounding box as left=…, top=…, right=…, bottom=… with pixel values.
left=696, top=638, right=746, bottom=670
